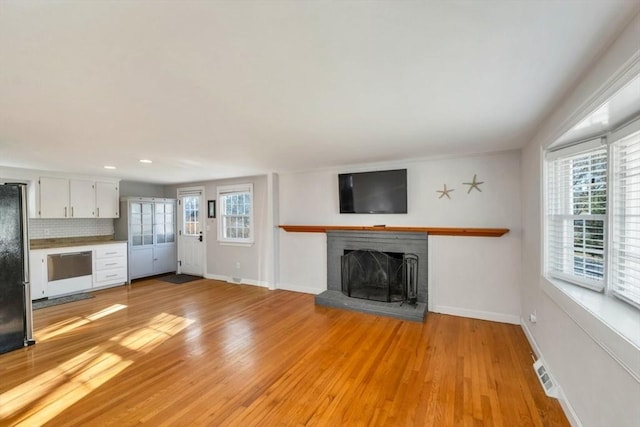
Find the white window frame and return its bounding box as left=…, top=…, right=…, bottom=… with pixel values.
left=609, top=121, right=640, bottom=309
left=545, top=139, right=608, bottom=291
left=544, top=119, right=640, bottom=310
left=217, top=183, right=254, bottom=245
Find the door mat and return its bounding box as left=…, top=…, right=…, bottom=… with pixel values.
left=158, top=274, right=202, bottom=284
left=33, top=293, right=94, bottom=310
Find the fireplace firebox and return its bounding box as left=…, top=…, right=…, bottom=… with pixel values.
left=341, top=250, right=418, bottom=304
left=316, top=230, right=428, bottom=322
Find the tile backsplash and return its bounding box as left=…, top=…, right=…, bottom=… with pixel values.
left=29, top=218, right=114, bottom=239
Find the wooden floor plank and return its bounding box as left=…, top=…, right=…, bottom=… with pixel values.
left=0, top=278, right=568, bottom=426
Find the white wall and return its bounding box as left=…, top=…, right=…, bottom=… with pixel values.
left=120, top=180, right=166, bottom=198
left=278, top=150, right=522, bottom=324
left=521, top=12, right=640, bottom=427
left=166, top=175, right=272, bottom=286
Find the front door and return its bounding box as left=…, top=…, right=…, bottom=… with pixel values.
left=178, top=189, right=204, bottom=276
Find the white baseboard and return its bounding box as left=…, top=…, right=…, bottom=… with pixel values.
left=556, top=386, right=583, bottom=427
left=520, top=319, right=542, bottom=358
left=205, top=274, right=227, bottom=281
left=432, top=305, right=521, bottom=325
left=521, top=320, right=582, bottom=427
left=204, top=274, right=270, bottom=289
left=276, top=283, right=324, bottom=295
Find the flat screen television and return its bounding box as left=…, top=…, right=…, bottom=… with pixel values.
left=339, top=169, right=407, bottom=214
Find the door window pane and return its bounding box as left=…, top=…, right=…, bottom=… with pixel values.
left=183, top=196, right=200, bottom=236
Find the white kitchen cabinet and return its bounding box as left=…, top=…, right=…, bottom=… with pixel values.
left=39, top=177, right=69, bottom=218
left=38, top=176, right=119, bottom=219
left=115, top=197, right=177, bottom=280
left=29, top=249, right=47, bottom=300
left=93, top=243, right=127, bottom=288
left=96, top=181, right=119, bottom=218
left=69, top=179, right=96, bottom=218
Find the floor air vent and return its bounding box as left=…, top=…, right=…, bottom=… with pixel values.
left=533, top=359, right=558, bottom=398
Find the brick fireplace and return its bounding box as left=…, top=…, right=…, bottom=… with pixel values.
left=315, top=230, right=428, bottom=322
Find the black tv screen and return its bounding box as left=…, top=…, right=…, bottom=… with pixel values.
left=339, top=169, right=407, bottom=214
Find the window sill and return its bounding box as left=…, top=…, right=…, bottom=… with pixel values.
left=217, top=241, right=254, bottom=247
left=542, top=277, right=640, bottom=381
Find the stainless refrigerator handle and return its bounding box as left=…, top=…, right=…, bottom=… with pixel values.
left=20, top=184, right=30, bottom=285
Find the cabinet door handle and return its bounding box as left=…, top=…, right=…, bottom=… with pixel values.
left=106, top=274, right=118, bottom=278
left=97, top=207, right=100, bottom=217
left=64, top=207, right=67, bottom=217
left=105, top=262, right=117, bottom=266
left=105, top=252, right=117, bottom=255
left=71, top=206, right=74, bottom=217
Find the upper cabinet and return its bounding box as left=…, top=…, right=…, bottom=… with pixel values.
left=38, top=177, right=119, bottom=219
left=69, top=179, right=96, bottom=218
left=95, top=182, right=119, bottom=218
left=39, top=177, right=70, bottom=218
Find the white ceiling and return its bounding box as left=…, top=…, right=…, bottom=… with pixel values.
left=1, top=1, right=638, bottom=184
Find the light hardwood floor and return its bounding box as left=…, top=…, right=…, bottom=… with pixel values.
left=0, top=278, right=568, bottom=426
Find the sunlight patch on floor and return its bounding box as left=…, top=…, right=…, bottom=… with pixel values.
left=35, top=304, right=128, bottom=341
left=0, top=311, right=193, bottom=425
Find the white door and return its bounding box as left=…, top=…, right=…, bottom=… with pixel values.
left=178, top=189, right=205, bottom=276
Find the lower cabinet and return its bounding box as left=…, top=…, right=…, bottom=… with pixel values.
left=29, top=250, right=47, bottom=300
left=93, top=243, right=127, bottom=289
left=129, top=244, right=176, bottom=280
left=29, top=243, right=128, bottom=301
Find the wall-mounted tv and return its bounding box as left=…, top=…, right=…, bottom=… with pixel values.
left=339, top=169, right=407, bottom=214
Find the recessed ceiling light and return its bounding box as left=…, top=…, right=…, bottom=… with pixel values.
left=139, top=159, right=153, bottom=164
left=104, top=165, right=116, bottom=170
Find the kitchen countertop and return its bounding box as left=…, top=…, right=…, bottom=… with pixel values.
left=30, top=236, right=127, bottom=250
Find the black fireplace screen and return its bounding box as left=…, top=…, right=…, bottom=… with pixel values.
left=341, top=249, right=418, bottom=304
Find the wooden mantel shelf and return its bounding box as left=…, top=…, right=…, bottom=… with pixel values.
left=279, top=225, right=509, bottom=237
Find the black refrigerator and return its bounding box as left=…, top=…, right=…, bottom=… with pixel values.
left=0, top=182, right=35, bottom=354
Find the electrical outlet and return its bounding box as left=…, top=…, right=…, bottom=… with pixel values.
left=529, top=311, right=537, bottom=323
left=235, top=261, right=241, bottom=269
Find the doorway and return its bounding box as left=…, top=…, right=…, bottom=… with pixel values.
left=177, top=187, right=205, bottom=276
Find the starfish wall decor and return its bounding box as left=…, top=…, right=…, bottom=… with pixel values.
left=436, top=184, right=454, bottom=199
left=463, top=174, right=484, bottom=193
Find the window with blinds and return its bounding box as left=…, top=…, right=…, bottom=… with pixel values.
left=546, top=143, right=607, bottom=291
left=611, top=129, right=640, bottom=308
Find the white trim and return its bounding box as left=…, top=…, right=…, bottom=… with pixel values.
left=276, top=282, right=324, bottom=295
left=242, top=278, right=270, bottom=288
left=217, top=182, right=255, bottom=245
left=556, top=386, right=584, bottom=427
left=204, top=274, right=270, bottom=289
left=176, top=186, right=204, bottom=197
left=545, top=137, right=606, bottom=160
left=176, top=185, right=206, bottom=276
left=544, top=53, right=640, bottom=151
left=432, top=305, right=521, bottom=325
left=610, top=115, right=640, bottom=142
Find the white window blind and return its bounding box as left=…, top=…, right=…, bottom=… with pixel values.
left=546, top=144, right=607, bottom=291
left=610, top=130, right=640, bottom=308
